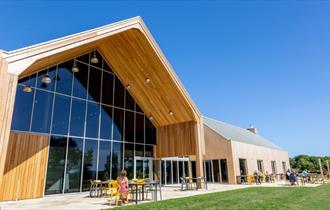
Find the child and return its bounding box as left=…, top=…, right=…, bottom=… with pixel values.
left=117, top=170, right=129, bottom=203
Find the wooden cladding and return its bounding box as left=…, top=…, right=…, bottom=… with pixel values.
left=203, top=125, right=236, bottom=184
left=16, top=27, right=200, bottom=128
left=99, top=29, right=198, bottom=127
left=156, top=121, right=196, bottom=157
left=0, top=132, right=49, bottom=201
left=0, top=59, right=18, bottom=187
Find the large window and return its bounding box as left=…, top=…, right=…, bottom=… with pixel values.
left=282, top=161, right=287, bottom=174
left=64, top=137, right=83, bottom=193
left=45, top=136, right=67, bottom=195
left=82, top=139, right=98, bottom=191
left=271, top=161, right=277, bottom=174
left=98, top=141, right=111, bottom=181
left=11, top=50, right=156, bottom=195
left=257, top=160, right=264, bottom=173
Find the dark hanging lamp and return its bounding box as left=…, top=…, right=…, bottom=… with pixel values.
left=90, top=51, right=99, bottom=64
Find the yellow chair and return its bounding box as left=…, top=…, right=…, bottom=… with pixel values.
left=108, top=180, right=130, bottom=206
left=247, top=174, right=255, bottom=184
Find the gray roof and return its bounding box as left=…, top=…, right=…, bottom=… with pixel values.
left=203, top=116, right=284, bottom=150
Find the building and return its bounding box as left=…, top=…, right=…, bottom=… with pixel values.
left=0, top=17, right=289, bottom=201
left=203, top=117, right=290, bottom=184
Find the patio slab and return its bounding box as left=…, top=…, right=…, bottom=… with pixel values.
left=0, top=182, right=320, bottom=210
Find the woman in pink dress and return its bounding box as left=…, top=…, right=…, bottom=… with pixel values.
left=117, top=170, right=129, bottom=203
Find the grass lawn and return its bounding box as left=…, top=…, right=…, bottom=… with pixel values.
left=110, top=184, right=330, bottom=210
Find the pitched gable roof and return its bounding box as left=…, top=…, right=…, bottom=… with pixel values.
left=203, top=116, right=284, bottom=150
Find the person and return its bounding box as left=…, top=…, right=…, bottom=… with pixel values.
left=240, top=170, right=246, bottom=184
left=289, top=170, right=298, bottom=186
left=254, top=170, right=261, bottom=184
left=265, top=171, right=270, bottom=183
left=117, top=170, right=129, bottom=204
left=286, top=169, right=291, bottom=182
left=301, top=169, right=308, bottom=185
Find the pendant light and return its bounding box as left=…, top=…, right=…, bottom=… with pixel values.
left=90, top=51, right=99, bottom=64
left=72, top=59, right=79, bottom=73
left=23, top=74, right=33, bottom=93
left=42, top=58, right=52, bottom=84
left=23, top=85, right=32, bottom=92
left=41, top=73, right=51, bottom=84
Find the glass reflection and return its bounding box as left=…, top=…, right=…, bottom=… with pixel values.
left=11, top=85, right=33, bottom=131
left=31, top=90, right=53, bottom=133
left=125, top=89, right=135, bottom=111
left=124, top=143, right=134, bottom=179
left=100, top=105, right=113, bottom=140
left=113, top=108, right=124, bottom=141
left=125, top=111, right=134, bottom=142
left=135, top=144, right=144, bottom=157
left=145, top=145, right=153, bottom=157
left=166, top=161, right=172, bottom=184
left=135, top=113, right=144, bottom=143
left=98, top=141, right=111, bottom=180
left=101, top=72, right=114, bottom=105
left=52, top=94, right=70, bottom=135
left=87, top=67, right=101, bottom=102
left=86, top=102, right=100, bottom=138
left=114, top=77, right=124, bottom=107
left=145, top=117, right=156, bottom=145
left=82, top=139, right=98, bottom=191
left=70, top=98, right=86, bottom=137
left=45, top=136, right=67, bottom=195
left=112, top=142, right=123, bottom=180
left=11, top=50, right=157, bottom=195
left=64, top=137, right=83, bottom=193
left=72, top=62, right=88, bottom=99
left=56, top=60, right=73, bottom=95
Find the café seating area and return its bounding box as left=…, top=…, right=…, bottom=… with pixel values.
left=180, top=177, right=208, bottom=191
left=89, top=179, right=162, bottom=206
left=236, top=173, right=284, bottom=184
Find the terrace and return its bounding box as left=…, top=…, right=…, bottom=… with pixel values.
left=0, top=181, right=322, bottom=210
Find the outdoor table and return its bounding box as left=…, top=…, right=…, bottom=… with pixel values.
left=192, top=177, right=207, bottom=190
left=128, top=181, right=161, bottom=204
left=92, top=180, right=110, bottom=197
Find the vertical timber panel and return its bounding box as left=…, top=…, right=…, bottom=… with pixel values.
left=0, top=58, right=18, bottom=196
left=194, top=118, right=205, bottom=177
left=203, top=125, right=236, bottom=183
left=0, top=132, right=49, bottom=201
left=156, top=121, right=196, bottom=157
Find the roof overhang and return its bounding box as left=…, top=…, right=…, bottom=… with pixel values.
left=1, top=16, right=201, bottom=127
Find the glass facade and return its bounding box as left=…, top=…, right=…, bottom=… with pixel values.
left=11, top=50, right=156, bottom=195
left=160, top=158, right=190, bottom=185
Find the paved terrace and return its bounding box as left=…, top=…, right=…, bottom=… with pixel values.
left=0, top=182, right=320, bottom=210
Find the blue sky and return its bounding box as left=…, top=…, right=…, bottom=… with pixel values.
left=1, top=1, right=329, bottom=157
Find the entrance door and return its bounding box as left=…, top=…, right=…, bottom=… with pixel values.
left=134, top=157, right=153, bottom=179
left=213, top=160, right=220, bottom=182
left=204, top=160, right=212, bottom=182
left=220, top=159, right=228, bottom=182
left=239, top=159, right=247, bottom=175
